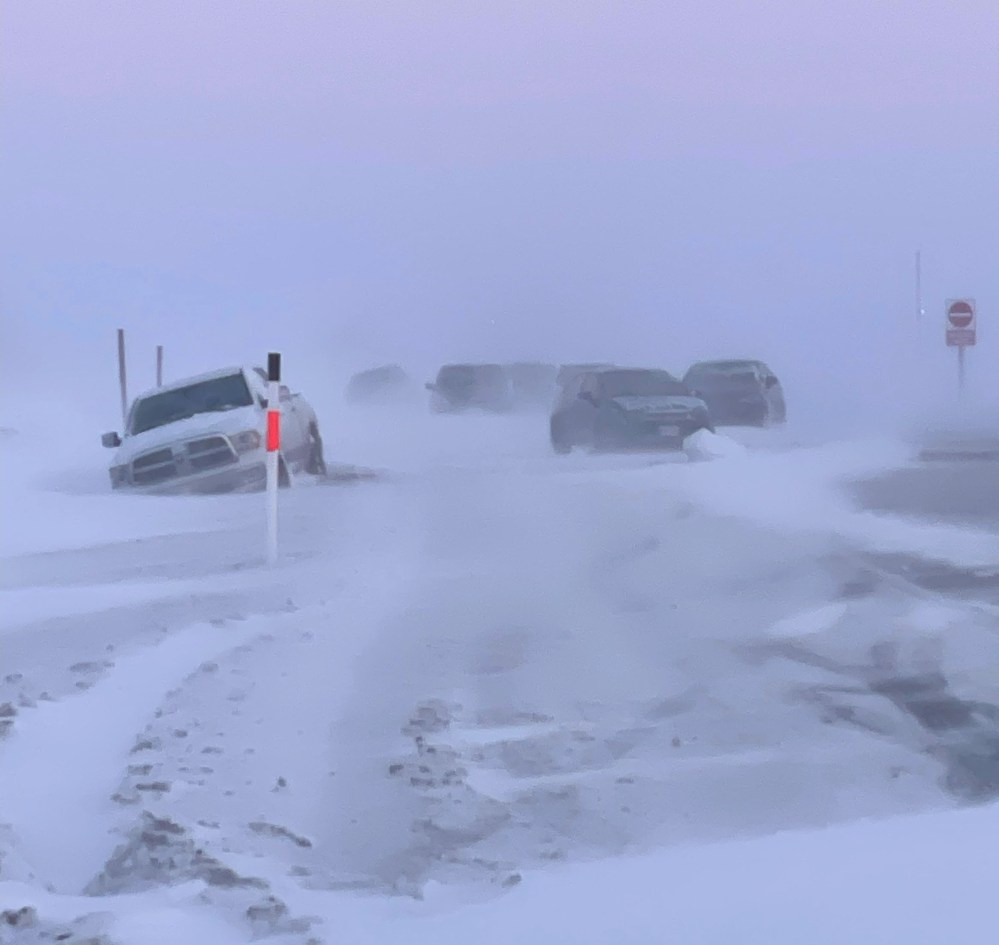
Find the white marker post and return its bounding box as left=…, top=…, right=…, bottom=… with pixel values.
left=266, top=352, right=281, bottom=565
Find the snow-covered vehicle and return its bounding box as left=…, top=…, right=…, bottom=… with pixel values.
left=101, top=366, right=326, bottom=493
left=505, top=362, right=559, bottom=408
left=345, top=364, right=417, bottom=406
left=682, top=359, right=786, bottom=427
left=549, top=366, right=713, bottom=454
left=425, top=364, right=514, bottom=413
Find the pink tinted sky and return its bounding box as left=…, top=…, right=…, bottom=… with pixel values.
left=2, top=1, right=998, bottom=421
left=6, top=1, right=999, bottom=157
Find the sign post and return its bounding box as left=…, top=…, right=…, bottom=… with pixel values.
left=266, top=352, right=281, bottom=566
left=156, top=345, right=164, bottom=387
left=945, top=299, right=976, bottom=397
left=117, top=329, right=128, bottom=424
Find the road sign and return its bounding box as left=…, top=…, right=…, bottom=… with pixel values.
left=946, top=298, right=976, bottom=347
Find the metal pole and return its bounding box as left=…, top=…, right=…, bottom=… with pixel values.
left=915, top=250, right=923, bottom=321
left=117, top=329, right=128, bottom=424
left=958, top=345, right=966, bottom=399
left=265, top=352, right=281, bottom=566
left=156, top=345, right=164, bottom=387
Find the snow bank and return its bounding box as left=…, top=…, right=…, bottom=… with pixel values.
left=5, top=797, right=994, bottom=944
left=216, top=801, right=999, bottom=944
left=684, top=428, right=748, bottom=461
left=665, top=437, right=999, bottom=569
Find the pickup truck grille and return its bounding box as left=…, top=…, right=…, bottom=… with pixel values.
left=131, top=448, right=178, bottom=485
left=185, top=436, right=237, bottom=471
left=130, top=436, right=238, bottom=485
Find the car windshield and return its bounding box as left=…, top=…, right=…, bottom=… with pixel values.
left=688, top=370, right=761, bottom=390
left=129, top=373, right=254, bottom=435
left=599, top=370, right=688, bottom=398
left=438, top=365, right=502, bottom=387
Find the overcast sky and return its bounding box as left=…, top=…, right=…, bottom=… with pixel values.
left=3, top=1, right=998, bottom=420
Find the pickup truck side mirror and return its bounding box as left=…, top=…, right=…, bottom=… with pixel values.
left=102, top=432, right=122, bottom=448
left=425, top=382, right=436, bottom=391
left=279, top=385, right=292, bottom=401
left=764, top=376, right=778, bottom=389
left=578, top=391, right=596, bottom=405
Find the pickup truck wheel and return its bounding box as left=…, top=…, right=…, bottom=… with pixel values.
left=305, top=423, right=327, bottom=477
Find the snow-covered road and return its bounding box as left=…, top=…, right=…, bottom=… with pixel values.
left=3, top=409, right=999, bottom=942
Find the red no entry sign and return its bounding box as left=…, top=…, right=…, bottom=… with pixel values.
left=948, top=300, right=974, bottom=328
left=946, top=299, right=976, bottom=349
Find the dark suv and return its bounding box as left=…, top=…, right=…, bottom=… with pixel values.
left=682, top=360, right=786, bottom=427
left=549, top=367, right=712, bottom=453
left=426, top=364, right=513, bottom=413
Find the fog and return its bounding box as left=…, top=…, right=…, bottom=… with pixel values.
left=7, top=7, right=999, bottom=939
left=3, top=1, right=999, bottom=437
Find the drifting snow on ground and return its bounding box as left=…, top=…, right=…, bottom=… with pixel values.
left=3, top=410, right=999, bottom=942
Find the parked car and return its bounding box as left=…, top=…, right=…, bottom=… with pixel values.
left=345, top=364, right=416, bottom=405
left=505, top=362, right=559, bottom=407
left=682, top=360, right=786, bottom=427
left=101, top=365, right=326, bottom=493
left=549, top=366, right=713, bottom=453
left=426, top=364, right=514, bottom=413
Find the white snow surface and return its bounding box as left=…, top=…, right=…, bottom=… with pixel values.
left=3, top=404, right=999, bottom=942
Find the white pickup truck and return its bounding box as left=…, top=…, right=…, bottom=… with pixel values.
left=101, top=365, right=326, bottom=493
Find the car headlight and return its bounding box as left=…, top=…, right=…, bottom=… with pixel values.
left=109, top=465, right=129, bottom=488
left=231, top=429, right=262, bottom=453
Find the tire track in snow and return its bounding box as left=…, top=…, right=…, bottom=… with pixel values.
left=0, top=620, right=262, bottom=893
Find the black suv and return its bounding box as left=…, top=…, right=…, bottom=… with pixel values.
left=682, top=360, right=786, bottom=427
left=426, top=364, right=513, bottom=413
left=549, top=367, right=712, bottom=453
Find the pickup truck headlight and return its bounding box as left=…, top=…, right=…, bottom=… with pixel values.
left=231, top=430, right=262, bottom=453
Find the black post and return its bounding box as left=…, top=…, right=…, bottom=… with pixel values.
left=117, top=329, right=128, bottom=423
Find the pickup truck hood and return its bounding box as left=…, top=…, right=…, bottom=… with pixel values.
left=611, top=395, right=704, bottom=414
left=115, top=406, right=261, bottom=462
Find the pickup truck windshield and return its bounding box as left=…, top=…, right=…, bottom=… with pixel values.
left=129, top=373, right=254, bottom=435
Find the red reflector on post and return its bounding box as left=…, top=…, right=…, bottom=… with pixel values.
left=267, top=410, right=280, bottom=452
